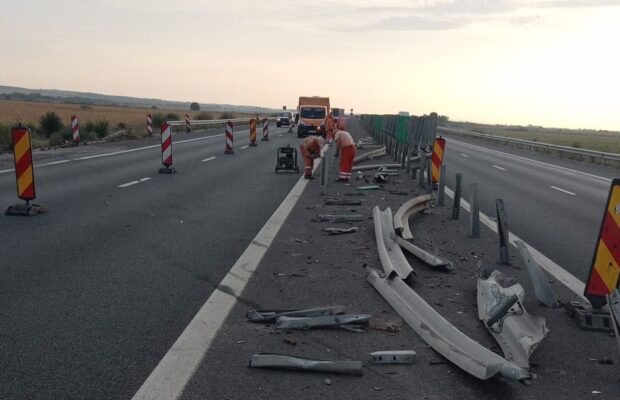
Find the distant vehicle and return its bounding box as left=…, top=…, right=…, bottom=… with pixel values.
left=332, top=108, right=345, bottom=120
left=276, top=112, right=292, bottom=127
left=398, top=111, right=410, bottom=116
left=297, top=96, right=330, bottom=138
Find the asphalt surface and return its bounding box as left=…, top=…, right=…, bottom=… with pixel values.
left=441, top=136, right=618, bottom=282
left=0, top=125, right=303, bottom=399
left=178, top=118, right=619, bottom=400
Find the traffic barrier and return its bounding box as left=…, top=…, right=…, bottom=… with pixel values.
left=584, top=179, right=620, bottom=308
left=249, top=118, right=257, bottom=147
left=71, top=115, right=80, bottom=143
left=261, top=118, right=269, bottom=141
left=225, top=121, right=234, bottom=154
left=146, top=114, right=153, bottom=136
left=469, top=182, right=480, bottom=238
left=158, top=122, right=176, bottom=174
left=185, top=114, right=191, bottom=133
left=5, top=126, right=46, bottom=216
left=431, top=137, right=446, bottom=184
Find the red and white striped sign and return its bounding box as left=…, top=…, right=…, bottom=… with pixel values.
left=146, top=114, right=153, bottom=136
left=161, top=122, right=173, bottom=167
left=185, top=114, right=191, bottom=132
left=262, top=118, right=269, bottom=141
left=225, top=121, right=234, bottom=154
left=71, top=115, right=80, bottom=143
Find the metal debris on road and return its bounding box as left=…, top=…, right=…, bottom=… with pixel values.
left=322, top=227, right=359, bottom=235
left=477, top=270, right=549, bottom=368
left=315, top=214, right=365, bottom=223
left=606, top=289, right=620, bottom=356
left=248, top=353, right=363, bottom=376
left=373, top=206, right=416, bottom=280
left=284, top=336, right=297, bottom=346
left=325, top=198, right=363, bottom=206
left=276, top=314, right=371, bottom=331
left=370, top=350, right=417, bottom=365
left=357, top=185, right=382, bottom=191
left=245, top=306, right=345, bottom=323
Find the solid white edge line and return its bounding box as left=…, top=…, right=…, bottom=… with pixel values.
left=201, top=156, right=216, bottom=162
left=131, top=145, right=328, bottom=400
left=550, top=185, right=576, bottom=196
left=118, top=180, right=140, bottom=188
left=492, top=165, right=506, bottom=171
left=448, top=137, right=612, bottom=183
left=140, top=177, right=151, bottom=182
left=443, top=186, right=587, bottom=302
left=241, top=145, right=249, bottom=149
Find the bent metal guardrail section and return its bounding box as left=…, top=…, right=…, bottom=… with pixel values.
left=439, top=126, right=620, bottom=165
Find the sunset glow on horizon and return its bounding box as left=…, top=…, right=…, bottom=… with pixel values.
left=1, top=0, right=619, bottom=131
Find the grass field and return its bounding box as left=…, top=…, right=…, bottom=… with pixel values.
left=0, top=100, right=253, bottom=151
left=446, top=121, right=620, bottom=155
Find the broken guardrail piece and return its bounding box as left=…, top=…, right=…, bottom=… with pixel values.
left=249, top=353, right=363, bottom=376
left=607, top=289, right=620, bottom=357
left=353, top=146, right=387, bottom=164
left=315, top=214, right=365, bottom=223
left=477, top=270, right=549, bottom=369
left=370, top=350, right=416, bottom=365
left=245, top=306, right=345, bottom=323
left=325, top=198, right=362, bottom=206
left=352, top=163, right=402, bottom=171
left=367, top=269, right=529, bottom=381
left=515, top=240, right=558, bottom=308
left=276, top=314, right=371, bottom=331
left=322, top=227, right=359, bottom=235
left=393, top=194, right=433, bottom=240
left=392, top=233, right=453, bottom=270
left=373, top=206, right=416, bottom=281
left=357, top=185, right=381, bottom=191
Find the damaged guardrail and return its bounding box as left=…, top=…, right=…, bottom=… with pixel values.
left=353, top=146, right=387, bottom=164
left=249, top=353, right=363, bottom=376
left=373, top=206, right=416, bottom=281
left=393, top=194, right=432, bottom=240
left=367, top=270, right=529, bottom=381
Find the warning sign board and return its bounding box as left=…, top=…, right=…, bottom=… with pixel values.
left=584, top=178, right=620, bottom=308
left=12, top=127, right=36, bottom=201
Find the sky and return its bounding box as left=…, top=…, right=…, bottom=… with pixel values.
left=1, top=0, right=620, bottom=130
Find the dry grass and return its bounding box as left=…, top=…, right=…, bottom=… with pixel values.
left=449, top=122, right=620, bottom=154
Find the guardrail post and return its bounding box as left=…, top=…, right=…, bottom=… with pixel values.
left=426, top=157, right=433, bottom=193
left=418, top=152, right=426, bottom=187
left=469, top=182, right=480, bottom=237
left=496, top=199, right=510, bottom=264
left=320, top=147, right=329, bottom=196
left=451, top=173, right=463, bottom=219
left=437, top=164, right=446, bottom=206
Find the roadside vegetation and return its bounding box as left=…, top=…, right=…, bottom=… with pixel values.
left=0, top=100, right=247, bottom=151
left=445, top=121, right=620, bottom=154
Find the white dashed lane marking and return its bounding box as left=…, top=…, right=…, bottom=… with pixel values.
left=550, top=186, right=576, bottom=196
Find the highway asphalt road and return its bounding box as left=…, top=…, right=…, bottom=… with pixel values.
left=441, top=136, right=618, bottom=282
left=0, top=126, right=302, bottom=399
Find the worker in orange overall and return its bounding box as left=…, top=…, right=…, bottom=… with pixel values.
left=325, top=111, right=336, bottom=144
left=334, top=128, right=356, bottom=182
left=300, top=135, right=325, bottom=179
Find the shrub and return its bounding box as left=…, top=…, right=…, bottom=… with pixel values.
left=220, top=111, right=235, bottom=120
left=0, top=123, right=11, bottom=151
left=48, top=132, right=65, bottom=147
left=571, top=141, right=582, bottom=149
left=152, top=113, right=166, bottom=128
left=194, top=111, right=214, bottom=120
left=39, top=111, right=64, bottom=138
left=165, top=113, right=180, bottom=121
left=90, top=120, right=109, bottom=139
left=117, top=122, right=126, bottom=130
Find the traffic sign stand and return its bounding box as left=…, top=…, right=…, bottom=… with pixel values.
left=5, top=126, right=47, bottom=216
left=158, top=122, right=176, bottom=174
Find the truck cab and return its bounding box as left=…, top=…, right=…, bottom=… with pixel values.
left=297, top=96, right=330, bottom=138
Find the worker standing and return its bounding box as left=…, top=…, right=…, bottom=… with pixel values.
left=300, top=135, right=325, bottom=179
left=334, top=129, right=356, bottom=182
left=325, top=111, right=336, bottom=144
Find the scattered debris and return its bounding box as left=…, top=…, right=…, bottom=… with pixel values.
left=325, top=198, right=363, bottom=206
left=477, top=270, right=549, bottom=368
left=248, top=353, right=363, bottom=376
left=357, top=185, right=381, bottom=191
left=324, top=379, right=332, bottom=385
left=284, top=336, right=297, bottom=346
left=373, top=207, right=416, bottom=280
left=322, top=227, right=359, bottom=235
left=369, top=321, right=402, bottom=332
left=370, top=350, right=416, bottom=364
left=276, top=314, right=371, bottom=331
left=245, top=306, right=345, bottom=323
left=315, top=214, right=365, bottom=223
left=236, top=341, right=246, bottom=344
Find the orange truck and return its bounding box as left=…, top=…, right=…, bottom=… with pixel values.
left=297, top=96, right=330, bottom=138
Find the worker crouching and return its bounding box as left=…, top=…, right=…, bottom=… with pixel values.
left=334, top=129, right=356, bottom=182
left=300, top=136, right=325, bottom=179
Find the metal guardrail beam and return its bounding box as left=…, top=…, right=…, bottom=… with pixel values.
left=168, top=117, right=277, bottom=127
left=439, top=127, right=620, bottom=163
